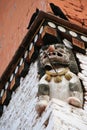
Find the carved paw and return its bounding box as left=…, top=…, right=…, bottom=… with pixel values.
left=35, top=100, right=48, bottom=115
left=67, top=97, right=82, bottom=108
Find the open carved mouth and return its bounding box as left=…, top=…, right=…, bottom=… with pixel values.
left=40, top=44, right=70, bottom=69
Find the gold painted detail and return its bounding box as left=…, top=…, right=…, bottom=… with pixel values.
left=45, top=75, right=52, bottom=82
left=46, top=68, right=69, bottom=77
left=54, top=76, right=62, bottom=83
left=45, top=68, right=72, bottom=82
left=58, top=68, right=69, bottom=76
left=46, top=71, right=57, bottom=77
left=65, top=73, right=72, bottom=80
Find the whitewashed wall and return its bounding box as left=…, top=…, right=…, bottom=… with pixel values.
left=0, top=54, right=87, bottom=130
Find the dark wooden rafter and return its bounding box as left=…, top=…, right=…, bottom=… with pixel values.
left=0, top=11, right=87, bottom=113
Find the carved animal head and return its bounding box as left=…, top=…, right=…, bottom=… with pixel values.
left=39, top=44, right=70, bottom=70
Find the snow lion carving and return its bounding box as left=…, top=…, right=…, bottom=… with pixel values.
left=36, top=44, right=83, bottom=115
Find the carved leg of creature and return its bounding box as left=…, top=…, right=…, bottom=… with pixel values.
left=67, top=72, right=83, bottom=108
left=36, top=83, right=50, bottom=115
left=36, top=95, right=49, bottom=115
left=67, top=96, right=82, bottom=108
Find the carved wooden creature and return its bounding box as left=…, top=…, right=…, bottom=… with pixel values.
left=36, top=44, right=83, bottom=115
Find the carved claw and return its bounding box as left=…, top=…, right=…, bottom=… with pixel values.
left=67, top=97, right=82, bottom=108
left=35, top=100, right=48, bottom=115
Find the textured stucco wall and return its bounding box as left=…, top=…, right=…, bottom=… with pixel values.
left=48, top=0, right=87, bottom=27
left=0, top=0, right=48, bottom=76
left=0, top=0, right=87, bottom=76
